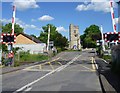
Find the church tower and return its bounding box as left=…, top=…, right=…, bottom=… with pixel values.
left=69, top=24, right=81, bottom=50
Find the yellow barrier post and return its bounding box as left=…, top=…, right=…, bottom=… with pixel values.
left=57, top=62, right=62, bottom=66
left=48, top=62, right=54, bottom=70
left=39, top=65, right=42, bottom=69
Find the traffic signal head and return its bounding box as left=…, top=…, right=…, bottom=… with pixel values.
left=107, top=34, right=118, bottom=42
left=1, top=33, right=16, bottom=44
left=3, top=35, right=14, bottom=42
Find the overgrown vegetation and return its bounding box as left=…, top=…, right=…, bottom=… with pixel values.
left=17, top=52, right=48, bottom=62
left=96, top=46, right=103, bottom=57
left=14, top=51, right=49, bottom=66
left=102, top=55, right=111, bottom=62
left=80, top=25, right=101, bottom=48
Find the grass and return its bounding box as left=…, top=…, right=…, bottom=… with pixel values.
left=102, top=55, right=111, bottom=61
left=14, top=52, right=49, bottom=66
left=19, top=54, right=48, bottom=62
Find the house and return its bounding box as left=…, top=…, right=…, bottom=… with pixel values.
left=13, top=33, right=46, bottom=54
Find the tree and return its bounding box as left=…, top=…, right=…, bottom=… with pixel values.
left=2, top=23, right=24, bottom=35
left=30, top=34, right=37, bottom=39
left=81, top=25, right=101, bottom=48
left=38, top=24, right=68, bottom=50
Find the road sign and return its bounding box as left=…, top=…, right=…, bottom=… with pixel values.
left=49, top=41, right=54, bottom=47
left=1, top=33, right=16, bottom=44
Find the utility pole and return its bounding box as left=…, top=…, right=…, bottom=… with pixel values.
left=100, top=25, right=105, bottom=51
left=47, top=25, right=50, bottom=52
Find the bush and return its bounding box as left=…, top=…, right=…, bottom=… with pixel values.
left=102, top=55, right=111, bottom=60
left=14, top=51, right=49, bottom=66
left=14, top=61, right=20, bottom=67
left=57, top=47, right=62, bottom=53
left=96, top=46, right=103, bottom=57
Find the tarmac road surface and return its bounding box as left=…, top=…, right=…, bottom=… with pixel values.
left=2, top=50, right=102, bottom=92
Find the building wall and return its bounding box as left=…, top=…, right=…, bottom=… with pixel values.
left=13, top=44, right=46, bottom=54
left=69, top=24, right=81, bottom=50
left=15, top=34, right=36, bottom=44
left=14, top=34, right=46, bottom=54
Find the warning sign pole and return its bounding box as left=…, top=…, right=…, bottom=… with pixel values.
left=8, top=5, right=16, bottom=66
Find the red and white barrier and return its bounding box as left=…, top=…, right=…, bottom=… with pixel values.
left=12, top=5, right=16, bottom=35
left=110, top=0, right=117, bottom=33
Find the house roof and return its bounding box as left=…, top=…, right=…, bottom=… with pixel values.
left=17, top=33, right=42, bottom=43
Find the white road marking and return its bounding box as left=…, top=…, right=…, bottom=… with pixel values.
left=14, top=54, right=81, bottom=93
left=80, top=64, right=94, bottom=71
left=101, top=58, right=109, bottom=64
left=24, top=87, right=32, bottom=91
left=91, top=57, right=96, bottom=70
left=93, top=58, right=98, bottom=70
left=23, top=69, right=53, bottom=72
left=56, top=55, right=81, bottom=72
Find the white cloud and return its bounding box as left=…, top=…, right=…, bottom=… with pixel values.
left=56, top=26, right=68, bottom=32
left=38, top=15, right=54, bottom=21
left=31, top=19, right=36, bottom=22
left=0, top=18, right=41, bottom=31
left=13, top=0, right=39, bottom=11
left=0, top=18, right=11, bottom=23
left=76, top=0, right=117, bottom=13
left=115, top=17, right=120, bottom=24
left=24, top=24, right=41, bottom=30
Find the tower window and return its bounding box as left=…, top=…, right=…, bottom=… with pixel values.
left=75, top=34, right=78, bottom=37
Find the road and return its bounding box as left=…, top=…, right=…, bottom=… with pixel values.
left=2, top=50, right=102, bottom=92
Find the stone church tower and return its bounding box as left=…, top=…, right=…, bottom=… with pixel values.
left=69, top=24, right=81, bottom=50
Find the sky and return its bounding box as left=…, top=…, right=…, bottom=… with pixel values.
left=1, top=0, right=120, bottom=40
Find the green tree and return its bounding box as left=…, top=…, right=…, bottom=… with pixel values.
left=30, top=34, right=38, bottom=39
left=38, top=24, right=68, bottom=50
left=81, top=25, right=101, bottom=48
left=2, top=23, right=24, bottom=35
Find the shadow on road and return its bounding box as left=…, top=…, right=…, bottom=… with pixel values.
left=99, top=62, right=120, bottom=93
left=100, top=69, right=120, bottom=93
